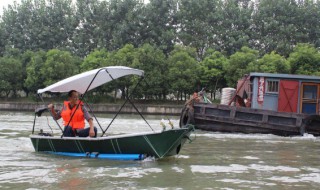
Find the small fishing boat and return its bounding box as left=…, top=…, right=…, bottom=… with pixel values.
left=30, top=66, right=194, bottom=160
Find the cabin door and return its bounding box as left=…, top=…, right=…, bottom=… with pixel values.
left=301, top=83, right=319, bottom=114
left=278, top=80, right=299, bottom=113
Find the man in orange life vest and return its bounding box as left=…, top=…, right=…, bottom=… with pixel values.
left=48, top=90, right=97, bottom=137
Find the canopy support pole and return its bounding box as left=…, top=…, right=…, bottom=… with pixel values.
left=127, top=98, right=154, bottom=132
left=38, top=94, right=64, bottom=134
left=32, top=113, right=36, bottom=134
left=101, top=77, right=152, bottom=137
left=83, top=100, right=104, bottom=134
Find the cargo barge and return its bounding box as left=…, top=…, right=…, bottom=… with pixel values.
left=180, top=73, right=320, bottom=136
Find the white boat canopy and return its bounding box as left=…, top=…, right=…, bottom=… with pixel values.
left=37, top=66, right=144, bottom=94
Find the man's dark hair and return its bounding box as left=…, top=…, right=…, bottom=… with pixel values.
left=68, top=90, right=77, bottom=97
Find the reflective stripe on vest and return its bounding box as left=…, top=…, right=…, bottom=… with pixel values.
left=61, top=101, right=85, bottom=129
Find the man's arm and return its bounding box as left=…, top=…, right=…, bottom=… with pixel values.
left=88, top=118, right=95, bottom=137
left=48, top=104, right=61, bottom=120
left=83, top=106, right=95, bottom=137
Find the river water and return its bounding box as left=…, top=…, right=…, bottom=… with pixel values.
left=0, top=111, right=319, bottom=190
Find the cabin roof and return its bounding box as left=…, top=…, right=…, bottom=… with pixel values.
left=250, top=72, right=320, bottom=81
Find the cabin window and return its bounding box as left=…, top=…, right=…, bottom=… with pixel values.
left=303, top=85, right=317, bottom=99
left=266, top=80, right=279, bottom=93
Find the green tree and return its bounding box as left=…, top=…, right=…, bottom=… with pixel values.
left=2, top=0, right=76, bottom=52
left=219, top=0, right=253, bottom=56
left=79, top=48, right=111, bottom=101
left=25, top=49, right=79, bottom=94
left=133, top=44, right=168, bottom=100
left=251, top=0, right=315, bottom=56
left=199, top=50, right=228, bottom=99
left=288, top=43, right=320, bottom=75
left=73, top=0, right=144, bottom=55
left=141, top=0, right=178, bottom=55
left=107, top=44, right=138, bottom=99
left=177, top=0, right=223, bottom=59
left=0, top=23, right=6, bottom=56
left=25, top=50, right=47, bottom=93
left=247, top=51, right=290, bottom=74
left=80, top=49, right=110, bottom=72
left=224, top=46, right=259, bottom=87
left=16, top=50, right=35, bottom=96
left=40, top=49, right=79, bottom=86
left=71, top=0, right=106, bottom=57
left=168, top=45, right=198, bottom=100
left=108, top=44, right=136, bottom=67
left=109, top=0, right=144, bottom=50
left=0, top=56, right=23, bottom=97
left=301, top=1, right=320, bottom=48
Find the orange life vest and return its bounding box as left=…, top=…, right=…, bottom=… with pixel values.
left=61, top=101, right=85, bottom=129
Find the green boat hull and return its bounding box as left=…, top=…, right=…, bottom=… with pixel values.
left=30, top=125, right=194, bottom=159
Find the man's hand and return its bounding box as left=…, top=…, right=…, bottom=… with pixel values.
left=48, top=103, right=54, bottom=110
left=89, top=127, right=95, bottom=137
left=48, top=103, right=57, bottom=119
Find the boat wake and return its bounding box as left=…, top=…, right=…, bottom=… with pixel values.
left=194, top=131, right=319, bottom=141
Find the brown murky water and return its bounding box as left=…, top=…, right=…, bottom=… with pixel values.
left=0, top=111, right=319, bottom=190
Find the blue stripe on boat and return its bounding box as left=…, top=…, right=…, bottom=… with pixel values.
left=44, top=151, right=145, bottom=160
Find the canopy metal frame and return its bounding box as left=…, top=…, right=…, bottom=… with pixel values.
left=32, top=67, right=154, bottom=138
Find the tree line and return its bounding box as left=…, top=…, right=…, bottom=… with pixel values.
left=0, top=0, right=320, bottom=101
left=1, top=43, right=320, bottom=101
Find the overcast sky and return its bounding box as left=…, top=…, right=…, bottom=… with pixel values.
left=0, top=0, right=20, bottom=15
left=1, top=0, right=19, bottom=9
left=0, top=0, right=150, bottom=16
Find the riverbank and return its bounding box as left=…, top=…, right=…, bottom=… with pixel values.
left=0, top=102, right=184, bottom=115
